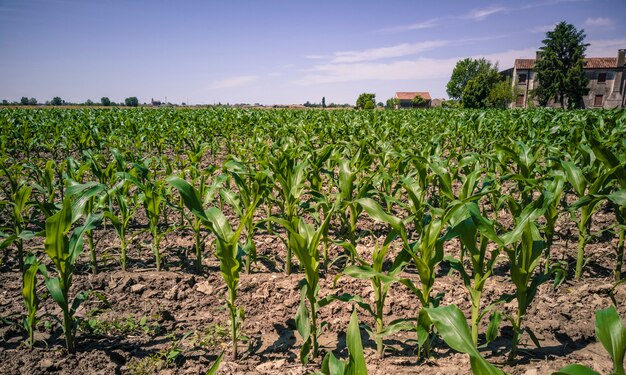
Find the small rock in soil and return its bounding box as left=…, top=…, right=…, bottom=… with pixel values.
left=130, top=283, right=146, bottom=294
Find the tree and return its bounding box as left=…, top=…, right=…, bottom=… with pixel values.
left=488, top=77, right=516, bottom=109
left=321, top=97, right=326, bottom=108
left=124, top=97, right=139, bottom=107
left=446, top=58, right=494, bottom=100
left=385, top=97, right=399, bottom=109
left=50, top=97, right=63, bottom=106
left=411, top=95, right=427, bottom=108
left=28, top=98, right=37, bottom=105
left=533, top=22, right=589, bottom=109
left=1, top=100, right=8, bottom=106
left=101, top=97, right=111, bottom=106
left=356, top=93, right=375, bottom=109
left=20, top=97, right=29, bottom=105
left=461, top=66, right=502, bottom=109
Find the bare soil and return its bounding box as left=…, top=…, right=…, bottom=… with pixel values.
left=1, top=205, right=624, bottom=375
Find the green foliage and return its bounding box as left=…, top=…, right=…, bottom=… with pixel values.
left=356, top=93, right=376, bottom=110
left=385, top=97, right=399, bottom=109
left=447, top=58, right=495, bottom=100
left=316, top=309, right=368, bottom=375
left=533, top=21, right=589, bottom=109
left=426, top=304, right=504, bottom=374
left=100, top=97, right=111, bottom=106
left=125, top=96, right=139, bottom=107
left=50, top=96, right=63, bottom=105
left=411, top=95, right=427, bottom=108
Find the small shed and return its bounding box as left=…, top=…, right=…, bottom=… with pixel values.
left=394, top=92, right=432, bottom=108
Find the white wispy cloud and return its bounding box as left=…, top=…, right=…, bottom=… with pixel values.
left=464, top=6, right=506, bottom=21
left=586, top=38, right=626, bottom=56
left=584, top=17, right=615, bottom=30
left=330, top=40, right=449, bottom=63
left=305, top=55, right=326, bottom=60
left=293, top=47, right=537, bottom=86
left=378, top=18, right=440, bottom=33
left=209, top=75, right=259, bottom=89
left=531, top=23, right=557, bottom=34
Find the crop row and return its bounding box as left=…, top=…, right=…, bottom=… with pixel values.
left=1, top=108, right=625, bottom=374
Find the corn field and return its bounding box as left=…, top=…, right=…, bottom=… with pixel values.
left=0, top=107, right=625, bottom=375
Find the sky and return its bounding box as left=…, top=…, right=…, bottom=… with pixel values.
left=0, top=0, right=625, bottom=105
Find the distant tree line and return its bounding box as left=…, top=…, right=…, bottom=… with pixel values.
left=0, top=96, right=143, bottom=107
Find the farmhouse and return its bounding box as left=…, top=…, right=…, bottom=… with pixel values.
left=503, top=49, right=626, bottom=108
left=394, top=92, right=431, bottom=108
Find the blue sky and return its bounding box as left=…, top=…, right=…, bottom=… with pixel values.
left=1, top=0, right=624, bottom=105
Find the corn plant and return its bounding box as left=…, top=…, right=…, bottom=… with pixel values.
left=264, top=149, right=307, bottom=275
left=562, top=158, right=611, bottom=280
left=22, top=254, right=43, bottom=347
left=444, top=201, right=503, bottom=346
left=120, top=161, right=167, bottom=271
left=274, top=209, right=334, bottom=364
left=357, top=196, right=461, bottom=359
left=222, top=159, right=270, bottom=273
left=332, top=231, right=412, bottom=358
left=425, top=304, right=504, bottom=375
left=553, top=306, right=626, bottom=375
left=168, top=176, right=257, bottom=359
left=42, top=197, right=98, bottom=353
left=0, top=182, right=36, bottom=271
left=315, top=308, right=368, bottom=375
left=501, top=190, right=554, bottom=362
left=65, top=181, right=107, bottom=274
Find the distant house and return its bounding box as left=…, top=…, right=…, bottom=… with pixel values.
left=151, top=98, right=162, bottom=106
left=394, top=92, right=431, bottom=109
left=502, top=49, right=625, bottom=108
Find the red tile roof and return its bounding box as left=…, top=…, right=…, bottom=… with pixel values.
left=514, top=57, right=621, bottom=70
left=395, top=92, right=431, bottom=100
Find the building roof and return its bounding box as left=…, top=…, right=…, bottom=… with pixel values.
left=395, top=92, right=431, bottom=100
left=514, top=57, right=621, bottom=70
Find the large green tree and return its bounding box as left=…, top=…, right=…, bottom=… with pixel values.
left=356, top=93, right=375, bottom=109
left=533, top=21, right=589, bottom=109
left=446, top=58, right=494, bottom=100
left=460, top=63, right=515, bottom=109
left=124, top=97, right=139, bottom=107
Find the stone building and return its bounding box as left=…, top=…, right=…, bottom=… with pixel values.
left=503, top=49, right=625, bottom=108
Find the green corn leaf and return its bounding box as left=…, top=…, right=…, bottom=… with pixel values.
left=426, top=305, right=504, bottom=375
left=595, top=306, right=626, bottom=375
left=345, top=308, right=367, bottom=375
left=356, top=197, right=402, bottom=232
left=552, top=364, right=601, bottom=375
left=205, top=351, right=224, bottom=375
left=562, top=161, right=587, bottom=197
left=296, top=285, right=311, bottom=364
left=45, top=277, right=66, bottom=307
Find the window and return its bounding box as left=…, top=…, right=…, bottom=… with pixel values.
left=516, top=95, right=525, bottom=107
left=597, top=73, right=607, bottom=83
left=594, top=95, right=603, bottom=107
left=518, top=73, right=527, bottom=84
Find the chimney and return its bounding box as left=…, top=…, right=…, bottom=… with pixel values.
left=618, top=49, right=625, bottom=68
left=535, top=50, right=542, bottom=60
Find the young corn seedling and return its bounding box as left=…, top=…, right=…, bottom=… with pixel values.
left=65, top=181, right=107, bottom=274
left=264, top=149, right=307, bottom=275
left=22, top=254, right=44, bottom=348
left=314, top=308, right=368, bottom=375
left=222, top=159, right=270, bottom=273
left=425, top=304, right=504, bottom=375
left=42, top=197, right=99, bottom=353
left=553, top=306, right=626, bottom=375
left=562, top=158, right=611, bottom=280
left=357, top=196, right=462, bottom=359
left=335, top=157, right=374, bottom=265
left=501, top=189, right=555, bottom=362
left=0, top=181, right=36, bottom=271
left=119, top=160, right=167, bottom=271
left=274, top=209, right=334, bottom=364
left=444, top=201, right=503, bottom=346
left=330, top=231, right=412, bottom=358
left=168, top=176, right=257, bottom=359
